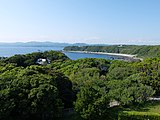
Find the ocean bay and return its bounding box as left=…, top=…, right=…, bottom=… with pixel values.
left=0, top=46, right=113, bottom=60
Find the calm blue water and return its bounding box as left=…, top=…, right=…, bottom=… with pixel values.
left=0, top=46, right=115, bottom=60
left=63, top=52, right=113, bottom=60
left=0, top=46, right=64, bottom=57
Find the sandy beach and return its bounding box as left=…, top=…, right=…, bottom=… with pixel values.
left=64, top=50, right=142, bottom=61
left=65, top=50, right=136, bottom=57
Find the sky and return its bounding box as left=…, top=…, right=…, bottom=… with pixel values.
left=0, top=0, right=160, bottom=44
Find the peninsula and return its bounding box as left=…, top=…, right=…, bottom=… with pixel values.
left=64, top=45, right=160, bottom=58
left=64, top=50, right=142, bottom=61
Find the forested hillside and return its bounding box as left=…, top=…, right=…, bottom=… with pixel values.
left=2, top=50, right=69, bottom=67
left=1, top=50, right=160, bottom=120
left=64, top=45, right=160, bottom=58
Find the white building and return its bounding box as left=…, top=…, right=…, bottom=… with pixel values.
left=36, top=58, right=50, bottom=65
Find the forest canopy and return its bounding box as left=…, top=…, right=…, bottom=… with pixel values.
left=0, top=50, right=159, bottom=120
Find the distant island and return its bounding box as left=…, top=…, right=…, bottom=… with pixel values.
left=0, top=41, right=88, bottom=47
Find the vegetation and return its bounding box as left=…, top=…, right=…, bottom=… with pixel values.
left=0, top=50, right=160, bottom=120
left=64, top=45, right=160, bottom=58
left=0, top=65, right=73, bottom=120
left=75, top=77, right=110, bottom=120
left=118, top=111, right=160, bottom=120
left=2, top=50, right=69, bottom=67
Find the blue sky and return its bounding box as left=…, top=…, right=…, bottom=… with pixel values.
left=0, top=0, right=160, bottom=44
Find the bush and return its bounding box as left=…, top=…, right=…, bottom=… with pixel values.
left=118, top=111, right=160, bottom=120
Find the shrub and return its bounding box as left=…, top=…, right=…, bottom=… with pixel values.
left=118, top=111, right=160, bottom=120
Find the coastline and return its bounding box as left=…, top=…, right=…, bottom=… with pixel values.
left=63, top=50, right=142, bottom=61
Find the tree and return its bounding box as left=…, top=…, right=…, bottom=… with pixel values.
left=107, top=60, right=137, bottom=80
left=107, top=74, right=155, bottom=106
left=0, top=65, right=73, bottom=120
left=75, top=78, right=110, bottom=120
left=136, top=58, right=160, bottom=96
left=3, top=50, right=69, bottom=67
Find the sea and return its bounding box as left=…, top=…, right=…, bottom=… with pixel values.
left=0, top=46, right=115, bottom=60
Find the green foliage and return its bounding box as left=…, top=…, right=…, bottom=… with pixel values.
left=107, top=60, right=137, bottom=81
left=3, top=50, right=69, bottom=67
left=74, top=78, right=110, bottom=120
left=1, top=74, right=61, bottom=120
left=144, top=101, right=160, bottom=113
left=64, top=45, right=160, bottom=58
left=51, top=58, right=110, bottom=92
left=107, top=66, right=135, bottom=80
left=51, top=58, right=110, bottom=75
left=1, top=49, right=160, bottom=120
left=0, top=62, right=17, bottom=74
left=0, top=65, right=73, bottom=120
left=136, top=58, right=160, bottom=95
left=118, top=111, right=160, bottom=120
left=69, top=68, right=101, bottom=91
left=108, top=74, right=155, bottom=106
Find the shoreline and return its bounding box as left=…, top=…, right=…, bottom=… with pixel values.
left=63, top=50, right=142, bottom=61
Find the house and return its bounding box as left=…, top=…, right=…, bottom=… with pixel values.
left=36, top=58, right=51, bottom=65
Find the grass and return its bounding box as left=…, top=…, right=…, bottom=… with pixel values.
left=121, top=101, right=160, bottom=115
left=141, top=101, right=160, bottom=113
left=59, top=101, right=160, bottom=120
